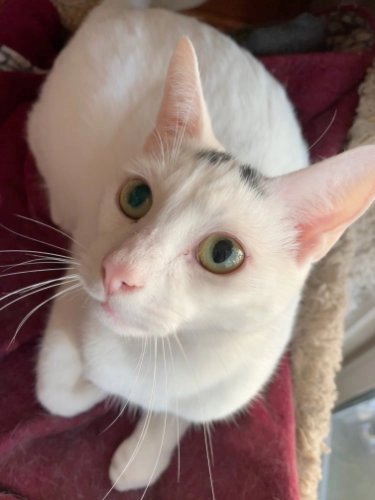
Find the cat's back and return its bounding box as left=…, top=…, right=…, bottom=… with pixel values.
left=28, top=4, right=308, bottom=229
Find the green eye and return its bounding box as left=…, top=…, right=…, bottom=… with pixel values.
left=198, top=235, right=245, bottom=274
left=119, top=180, right=152, bottom=219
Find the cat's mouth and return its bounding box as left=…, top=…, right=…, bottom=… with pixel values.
left=101, top=301, right=118, bottom=319
left=100, top=300, right=129, bottom=330
left=96, top=298, right=151, bottom=337
left=95, top=295, right=179, bottom=339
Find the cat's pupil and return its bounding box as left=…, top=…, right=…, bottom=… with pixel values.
left=128, top=184, right=150, bottom=208
left=212, top=239, right=233, bottom=263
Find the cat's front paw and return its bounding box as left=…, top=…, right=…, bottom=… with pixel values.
left=109, top=428, right=172, bottom=491
left=37, top=376, right=105, bottom=417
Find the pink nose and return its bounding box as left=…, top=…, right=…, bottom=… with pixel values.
left=103, top=258, right=144, bottom=296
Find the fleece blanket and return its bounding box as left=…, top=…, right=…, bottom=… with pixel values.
left=0, top=0, right=374, bottom=499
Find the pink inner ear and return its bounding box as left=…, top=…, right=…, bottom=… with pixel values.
left=270, top=145, right=375, bottom=263
left=296, top=219, right=348, bottom=263
left=144, top=36, right=220, bottom=155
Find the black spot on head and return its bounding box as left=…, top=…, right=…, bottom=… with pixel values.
left=240, top=165, right=265, bottom=194
left=196, top=149, right=265, bottom=195
left=196, top=150, right=233, bottom=165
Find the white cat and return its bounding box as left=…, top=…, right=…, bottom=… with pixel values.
left=26, top=0, right=375, bottom=493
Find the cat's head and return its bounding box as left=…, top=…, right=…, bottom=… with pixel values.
left=75, top=38, right=375, bottom=340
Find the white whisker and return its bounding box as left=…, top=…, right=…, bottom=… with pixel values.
left=0, top=222, right=71, bottom=255
left=0, top=258, right=72, bottom=268
left=100, top=337, right=149, bottom=435
left=0, top=259, right=70, bottom=276
left=101, top=401, right=129, bottom=436
left=0, top=266, right=75, bottom=278
left=102, top=338, right=159, bottom=500
left=140, top=411, right=168, bottom=500
left=15, top=214, right=83, bottom=249
left=172, top=333, right=201, bottom=396
left=166, top=336, right=181, bottom=482
left=154, top=128, right=166, bottom=167
left=0, top=248, right=75, bottom=262
left=206, top=423, right=215, bottom=466
left=172, top=333, right=217, bottom=493
left=308, top=109, right=337, bottom=151
left=203, top=423, right=216, bottom=500
left=138, top=337, right=167, bottom=500
left=0, top=275, right=79, bottom=304
left=161, top=338, right=168, bottom=397
left=8, top=282, right=81, bottom=346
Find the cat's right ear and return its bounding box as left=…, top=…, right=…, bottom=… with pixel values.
left=144, top=37, right=221, bottom=154
left=268, top=145, right=375, bottom=264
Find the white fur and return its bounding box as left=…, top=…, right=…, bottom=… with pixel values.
left=27, top=1, right=375, bottom=494
left=28, top=4, right=308, bottom=232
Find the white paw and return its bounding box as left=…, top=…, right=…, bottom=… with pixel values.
left=37, top=377, right=105, bottom=417
left=109, top=433, right=172, bottom=491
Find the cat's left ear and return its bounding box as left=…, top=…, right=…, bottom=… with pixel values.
left=144, top=37, right=221, bottom=154
left=268, top=145, right=375, bottom=263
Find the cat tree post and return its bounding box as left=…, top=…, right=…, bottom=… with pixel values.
left=292, top=55, right=375, bottom=500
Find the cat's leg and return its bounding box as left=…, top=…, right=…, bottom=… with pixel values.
left=36, top=287, right=106, bottom=417
left=109, top=411, right=189, bottom=491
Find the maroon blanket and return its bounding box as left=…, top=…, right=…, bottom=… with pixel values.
left=0, top=0, right=373, bottom=499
